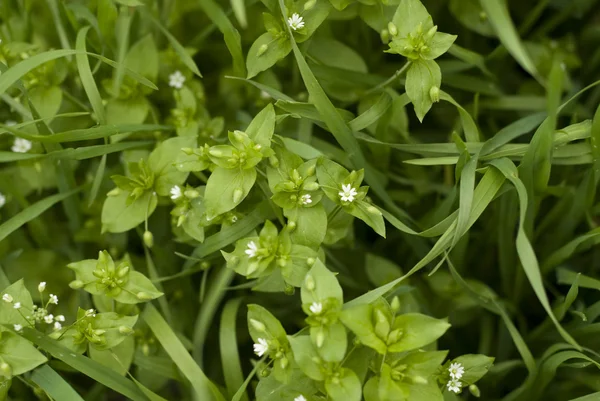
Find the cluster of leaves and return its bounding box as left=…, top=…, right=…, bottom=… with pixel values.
left=0, top=0, right=599, bottom=400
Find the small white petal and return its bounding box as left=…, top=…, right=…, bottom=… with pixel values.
left=2, top=294, right=13, bottom=303
left=245, top=241, right=259, bottom=258
left=53, top=321, right=62, bottom=331
left=38, top=282, right=46, bottom=292
left=309, top=302, right=322, bottom=315
left=253, top=338, right=269, bottom=357
left=49, top=294, right=58, bottom=304
left=11, top=138, right=32, bottom=153
left=301, top=194, right=312, bottom=205
left=0, top=193, right=6, bottom=209
left=170, top=185, right=183, bottom=200
left=44, top=314, right=54, bottom=324
left=13, top=302, right=21, bottom=309
left=13, top=324, right=22, bottom=332
left=294, top=396, right=307, bottom=401
left=55, top=315, right=65, bottom=322
left=287, top=13, right=305, bottom=31
left=169, top=71, right=186, bottom=89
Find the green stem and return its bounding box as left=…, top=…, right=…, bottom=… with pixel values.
left=366, top=61, right=411, bottom=95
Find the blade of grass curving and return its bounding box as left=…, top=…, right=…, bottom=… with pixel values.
left=0, top=152, right=42, bottom=162
left=543, top=227, right=600, bottom=273
left=142, top=304, right=226, bottom=401
left=89, top=154, right=107, bottom=207
left=197, top=0, right=245, bottom=77
left=348, top=92, right=393, bottom=132
left=448, top=44, right=491, bottom=77
left=557, top=269, right=600, bottom=291
left=193, top=267, right=235, bottom=364
left=232, top=363, right=260, bottom=401
left=144, top=247, right=172, bottom=324
left=22, top=329, right=150, bottom=401
left=440, top=91, right=480, bottom=142
left=31, top=365, right=85, bottom=401
left=452, top=157, right=477, bottom=246
left=219, top=298, right=248, bottom=401
left=0, top=189, right=79, bottom=243
left=133, top=353, right=181, bottom=381
left=346, top=166, right=506, bottom=307
left=446, top=257, right=535, bottom=372
left=76, top=27, right=106, bottom=124
left=478, top=0, right=542, bottom=84
left=144, top=12, right=202, bottom=77
left=231, top=0, right=247, bottom=28
left=45, top=0, right=72, bottom=53
left=225, top=76, right=294, bottom=101
left=480, top=112, right=546, bottom=156
left=489, top=158, right=580, bottom=349
left=280, top=0, right=410, bottom=221
left=113, top=6, right=132, bottom=97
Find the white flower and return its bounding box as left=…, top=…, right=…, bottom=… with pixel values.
left=448, top=362, right=464, bottom=379
left=339, top=184, right=358, bottom=202
left=294, top=396, right=307, bottom=401
left=0, top=193, right=5, bottom=209
left=170, top=185, right=182, bottom=200
left=253, top=338, right=269, bottom=357
left=169, top=70, right=186, bottom=89
left=2, top=294, right=12, bottom=303
left=5, top=120, right=16, bottom=127
left=447, top=379, right=462, bottom=394
left=85, top=309, right=96, bottom=317
left=55, top=315, right=65, bottom=322
left=53, top=321, right=62, bottom=331
left=44, top=314, right=54, bottom=324
left=300, top=194, right=312, bottom=205
left=245, top=241, right=258, bottom=258
left=13, top=302, right=21, bottom=309
left=38, top=282, right=46, bottom=292
left=309, top=302, right=323, bottom=315
left=49, top=294, right=58, bottom=304
left=11, top=137, right=32, bottom=153
left=287, top=13, right=305, bottom=31
left=13, top=324, right=22, bottom=332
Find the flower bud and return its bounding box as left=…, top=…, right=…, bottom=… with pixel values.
left=0, top=362, right=11, bottom=378
left=303, top=182, right=319, bottom=191
left=69, top=280, right=84, bottom=289
left=284, top=284, right=295, bottom=295
left=269, top=155, right=279, bottom=167
left=184, top=189, right=200, bottom=199
left=257, top=44, right=269, bottom=56
left=315, top=329, right=325, bottom=348
left=143, top=231, right=154, bottom=248
left=250, top=319, right=266, bottom=332
left=367, top=205, right=381, bottom=215
left=233, top=188, right=244, bottom=203
left=116, top=263, right=130, bottom=278
left=305, top=274, right=316, bottom=290
left=304, top=0, right=316, bottom=10
left=425, top=25, right=438, bottom=40
left=181, top=147, right=194, bottom=155
left=429, top=85, right=440, bottom=103
left=388, top=22, right=398, bottom=37
left=107, top=188, right=121, bottom=197
left=279, top=356, right=289, bottom=369
left=137, top=292, right=153, bottom=301
left=306, top=257, right=315, bottom=266
left=287, top=221, right=297, bottom=231
left=119, top=326, right=134, bottom=335
left=469, top=384, right=481, bottom=398
left=38, top=282, right=46, bottom=292
left=208, top=148, right=223, bottom=157
left=391, top=296, right=400, bottom=312
left=380, top=29, right=390, bottom=43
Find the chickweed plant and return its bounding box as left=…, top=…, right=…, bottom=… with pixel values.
left=0, top=0, right=598, bottom=400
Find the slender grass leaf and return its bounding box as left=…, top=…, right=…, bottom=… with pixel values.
left=31, top=365, right=85, bottom=401
left=219, top=298, right=248, bottom=401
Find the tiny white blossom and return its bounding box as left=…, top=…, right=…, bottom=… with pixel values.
left=245, top=241, right=258, bottom=258
left=53, top=321, right=62, bottom=331
left=447, top=379, right=462, bottom=394
left=231, top=215, right=238, bottom=223
left=85, top=309, right=96, bottom=317
left=38, top=282, right=46, bottom=292
left=300, top=194, right=312, bottom=205
left=55, top=315, right=65, bottom=322
left=44, top=314, right=54, bottom=324
left=309, top=302, right=323, bottom=315
left=49, top=294, right=58, bottom=304
left=5, top=120, right=16, bottom=127
left=13, top=302, right=21, bottom=309
left=13, top=324, right=22, bottom=332
left=339, top=184, right=358, bottom=202
left=170, top=185, right=182, bottom=200
left=253, top=338, right=269, bottom=357
left=0, top=193, right=5, bottom=209
left=2, top=294, right=12, bottom=303
left=448, top=362, right=464, bottom=379
left=169, top=70, right=186, bottom=89
left=287, top=13, right=305, bottom=31
left=294, top=396, right=307, bottom=401
left=11, top=137, right=32, bottom=153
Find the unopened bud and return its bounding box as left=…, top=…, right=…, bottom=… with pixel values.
left=305, top=274, right=316, bottom=290
left=208, top=148, right=223, bottom=157
left=257, top=44, right=268, bottom=56
left=69, top=280, right=84, bottom=289
left=284, top=284, right=295, bottom=295
left=380, top=29, right=390, bottom=43
left=306, top=257, right=315, bottom=266
left=143, top=231, right=154, bottom=248
left=425, top=25, right=438, bottom=40
left=316, top=329, right=325, bottom=348
left=116, top=263, right=130, bottom=278
left=391, top=296, right=400, bottom=312
left=287, top=221, right=297, bottom=231
left=269, top=155, right=279, bottom=167
left=119, top=326, right=134, bottom=335
left=304, top=0, right=316, bottom=10
left=107, top=188, right=121, bottom=197
left=388, top=22, right=398, bottom=37
left=430, top=85, right=440, bottom=103
left=0, top=362, right=11, bottom=377
left=181, top=147, right=194, bottom=155
left=184, top=189, right=200, bottom=199
left=233, top=188, right=244, bottom=203
left=250, top=319, right=266, bottom=332
left=469, top=384, right=481, bottom=398
left=303, top=182, right=319, bottom=191
left=137, top=292, right=153, bottom=301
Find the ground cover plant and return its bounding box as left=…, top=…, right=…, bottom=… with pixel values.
left=0, top=0, right=599, bottom=399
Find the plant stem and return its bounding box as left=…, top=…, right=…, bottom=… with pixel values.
left=366, top=61, right=411, bottom=95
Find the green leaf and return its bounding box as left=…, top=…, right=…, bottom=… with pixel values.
left=451, top=354, right=494, bottom=385
left=247, top=304, right=287, bottom=341
left=246, top=32, right=292, bottom=79
left=219, top=299, right=248, bottom=401
left=284, top=204, right=327, bottom=248
left=387, top=313, right=450, bottom=353
left=392, top=0, right=433, bottom=38
left=348, top=201, right=386, bottom=238
left=148, top=136, right=196, bottom=196
left=125, top=35, right=159, bottom=81
left=301, top=259, right=343, bottom=304
left=422, top=33, right=457, bottom=60
left=0, top=329, right=47, bottom=376
left=405, top=59, right=441, bottom=122
left=325, top=367, right=361, bottom=401
left=28, top=86, right=62, bottom=119
left=0, top=280, right=34, bottom=327
left=246, top=104, right=276, bottom=148
left=30, top=365, right=85, bottom=401
left=142, top=304, right=226, bottom=401
left=288, top=335, right=324, bottom=381
left=204, top=167, right=257, bottom=219
left=339, top=304, right=387, bottom=354
left=101, top=191, right=158, bottom=233
left=0, top=189, right=79, bottom=243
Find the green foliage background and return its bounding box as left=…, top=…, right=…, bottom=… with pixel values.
left=0, top=0, right=599, bottom=400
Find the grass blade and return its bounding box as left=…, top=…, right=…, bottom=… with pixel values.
left=31, top=365, right=85, bottom=401
left=219, top=298, right=248, bottom=401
